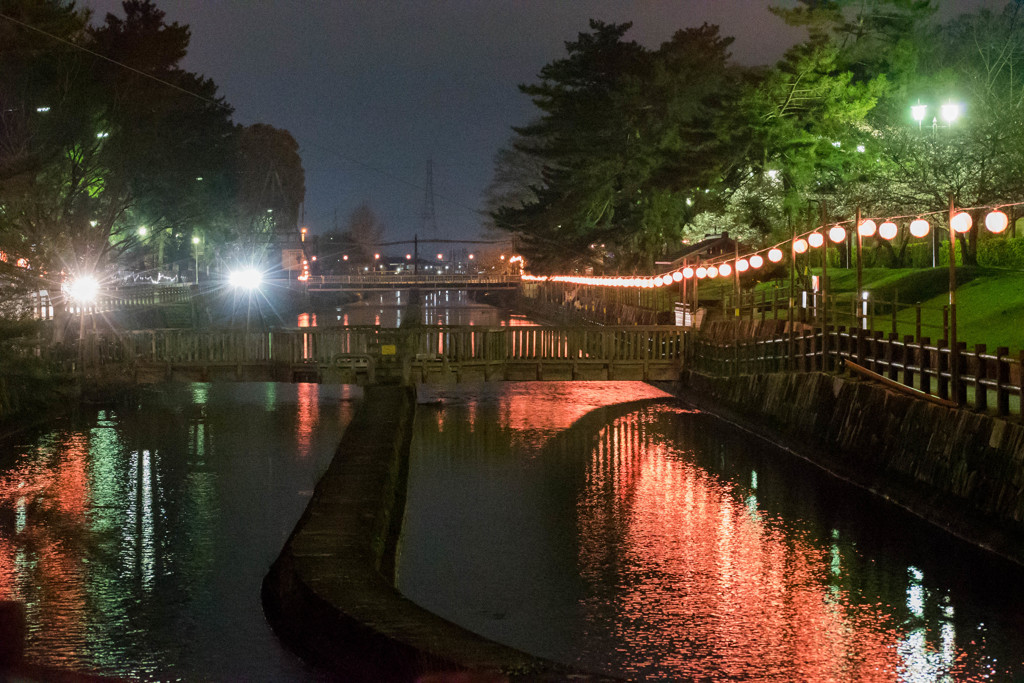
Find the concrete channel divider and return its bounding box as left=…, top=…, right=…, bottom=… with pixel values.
left=261, top=385, right=618, bottom=682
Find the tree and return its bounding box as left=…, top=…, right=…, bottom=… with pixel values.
left=232, top=123, right=305, bottom=247
left=493, top=20, right=744, bottom=271
left=339, top=203, right=384, bottom=266
left=0, top=0, right=237, bottom=287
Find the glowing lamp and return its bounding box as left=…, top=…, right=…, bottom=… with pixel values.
left=752, top=254, right=766, bottom=268
left=736, top=259, right=749, bottom=272
left=228, top=268, right=263, bottom=290
left=911, top=103, right=927, bottom=123
left=696, top=266, right=708, bottom=279
left=342, top=255, right=349, bottom=261
left=858, top=219, right=877, bottom=237
left=793, top=238, right=808, bottom=254
left=879, top=221, right=898, bottom=240
left=718, top=263, right=732, bottom=277
left=706, top=266, right=718, bottom=278
left=940, top=102, right=961, bottom=124
left=66, top=275, right=99, bottom=303
left=909, top=219, right=930, bottom=238
left=661, top=274, right=674, bottom=286
left=808, top=232, right=824, bottom=248
left=767, top=249, right=782, bottom=263
left=985, top=210, right=1009, bottom=234
left=951, top=211, right=972, bottom=234
left=654, top=278, right=664, bottom=287
left=682, top=267, right=694, bottom=279
left=829, top=225, right=846, bottom=243
left=672, top=271, right=683, bottom=282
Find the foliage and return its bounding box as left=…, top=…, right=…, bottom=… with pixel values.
left=492, top=21, right=744, bottom=272
left=491, top=1, right=1024, bottom=275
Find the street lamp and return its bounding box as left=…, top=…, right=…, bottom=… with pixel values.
left=192, top=236, right=201, bottom=284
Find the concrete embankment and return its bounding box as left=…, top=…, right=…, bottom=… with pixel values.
left=262, top=385, right=614, bottom=682
left=667, top=370, right=1024, bottom=566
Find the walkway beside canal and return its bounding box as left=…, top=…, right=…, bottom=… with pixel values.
left=261, top=385, right=615, bottom=682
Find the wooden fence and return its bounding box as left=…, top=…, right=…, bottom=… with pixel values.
left=688, top=325, right=1024, bottom=419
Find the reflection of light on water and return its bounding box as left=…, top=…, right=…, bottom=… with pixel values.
left=15, top=495, right=26, bottom=533
left=296, top=382, right=319, bottom=458
left=577, top=408, right=905, bottom=680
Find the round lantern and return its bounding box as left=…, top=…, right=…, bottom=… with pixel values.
left=793, top=238, right=809, bottom=254
left=909, top=219, right=930, bottom=238
left=878, top=221, right=898, bottom=240
left=986, top=210, right=1008, bottom=234
left=829, top=225, right=847, bottom=243
left=951, top=211, right=972, bottom=234
left=808, top=232, right=824, bottom=248
left=858, top=219, right=877, bottom=237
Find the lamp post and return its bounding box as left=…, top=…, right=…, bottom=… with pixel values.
left=192, top=236, right=201, bottom=284
left=948, top=194, right=961, bottom=405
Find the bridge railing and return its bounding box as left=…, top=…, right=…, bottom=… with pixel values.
left=304, top=274, right=521, bottom=289
left=113, top=325, right=687, bottom=366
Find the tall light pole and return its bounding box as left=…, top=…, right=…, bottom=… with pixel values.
left=192, top=236, right=201, bottom=284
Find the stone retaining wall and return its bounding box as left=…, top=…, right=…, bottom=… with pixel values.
left=669, top=371, right=1024, bottom=565
left=261, top=385, right=613, bottom=682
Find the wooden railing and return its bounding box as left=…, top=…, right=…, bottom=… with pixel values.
left=689, top=326, right=1024, bottom=419
left=103, top=325, right=685, bottom=366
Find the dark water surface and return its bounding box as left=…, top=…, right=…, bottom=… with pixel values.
left=398, top=382, right=1024, bottom=681
left=0, top=382, right=359, bottom=681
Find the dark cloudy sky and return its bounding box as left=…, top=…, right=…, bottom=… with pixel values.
left=81, top=0, right=1006, bottom=249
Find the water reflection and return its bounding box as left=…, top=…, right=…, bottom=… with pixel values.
left=399, top=385, right=1024, bottom=681
left=298, top=290, right=527, bottom=328
left=0, top=382, right=358, bottom=680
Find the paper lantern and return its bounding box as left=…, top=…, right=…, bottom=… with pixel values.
left=879, top=221, right=898, bottom=240
left=909, top=219, right=930, bottom=238
left=986, top=210, right=1008, bottom=234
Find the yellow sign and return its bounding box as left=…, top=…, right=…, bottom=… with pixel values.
left=380, top=344, right=397, bottom=356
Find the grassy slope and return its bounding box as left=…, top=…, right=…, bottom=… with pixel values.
left=813, top=266, right=1024, bottom=352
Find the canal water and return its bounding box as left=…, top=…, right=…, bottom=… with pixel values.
left=398, top=382, right=1024, bottom=681
left=0, top=382, right=358, bottom=681
left=297, top=289, right=532, bottom=328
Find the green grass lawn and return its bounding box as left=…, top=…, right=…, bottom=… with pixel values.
left=734, top=265, right=1024, bottom=352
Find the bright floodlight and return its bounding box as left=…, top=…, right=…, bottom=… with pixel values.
left=940, top=102, right=961, bottom=124
left=911, top=103, right=927, bottom=123
left=228, top=268, right=263, bottom=290
left=66, top=275, right=100, bottom=304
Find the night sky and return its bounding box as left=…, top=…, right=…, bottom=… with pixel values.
left=80, top=1, right=1005, bottom=249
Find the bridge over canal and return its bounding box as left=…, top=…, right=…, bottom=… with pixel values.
left=82, top=325, right=686, bottom=385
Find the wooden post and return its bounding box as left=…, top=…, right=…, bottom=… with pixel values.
left=937, top=340, right=949, bottom=400
left=887, top=333, right=899, bottom=381
left=920, top=337, right=932, bottom=396
left=904, top=335, right=916, bottom=388
left=975, top=343, right=988, bottom=412
left=996, top=346, right=1010, bottom=417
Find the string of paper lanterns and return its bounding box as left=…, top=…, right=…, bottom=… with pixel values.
left=521, top=203, right=1019, bottom=289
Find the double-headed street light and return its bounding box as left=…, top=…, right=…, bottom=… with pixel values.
left=911, top=100, right=962, bottom=131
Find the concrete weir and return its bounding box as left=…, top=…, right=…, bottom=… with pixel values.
left=261, top=385, right=614, bottom=682
left=666, top=370, right=1024, bottom=568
